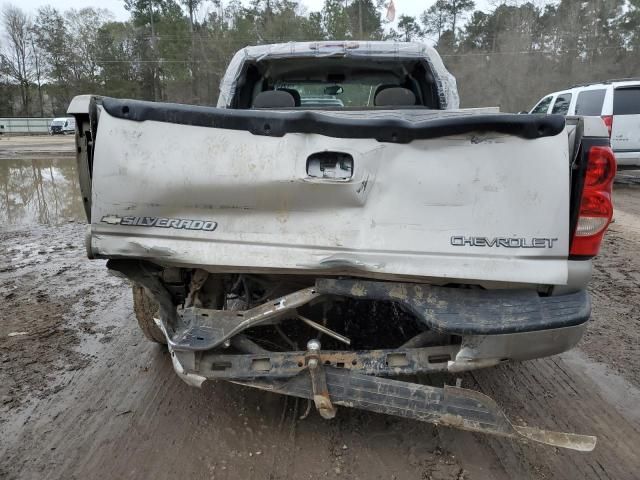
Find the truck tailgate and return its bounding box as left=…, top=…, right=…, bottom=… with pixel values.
left=89, top=104, right=571, bottom=285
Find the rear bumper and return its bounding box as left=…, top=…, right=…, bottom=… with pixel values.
left=315, top=279, right=590, bottom=335
left=614, top=150, right=640, bottom=168
left=148, top=277, right=593, bottom=450
left=448, top=322, right=586, bottom=371
left=148, top=278, right=590, bottom=378
left=167, top=321, right=588, bottom=382
left=163, top=279, right=590, bottom=354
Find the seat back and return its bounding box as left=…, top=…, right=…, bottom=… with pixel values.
left=253, top=90, right=296, bottom=108
left=374, top=86, right=417, bottom=107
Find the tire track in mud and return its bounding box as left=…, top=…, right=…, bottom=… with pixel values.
left=459, top=355, right=640, bottom=480
left=579, top=188, right=640, bottom=394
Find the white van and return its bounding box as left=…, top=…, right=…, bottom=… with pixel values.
left=49, top=117, right=76, bottom=135
left=530, top=79, right=640, bottom=168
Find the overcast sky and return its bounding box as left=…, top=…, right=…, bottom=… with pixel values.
left=9, top=0, right=537, bottom=22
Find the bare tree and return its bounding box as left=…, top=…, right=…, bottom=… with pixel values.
left=421, top=0, right=451, bottom=42
left=397, top=14, right=421, bottom=41
left=1, top=4, right=35, bottom=115
left=0, top=0, right=638, bottom=116
left=66, top=8, right=113, bottom=83
left=444, top=0, right=475, bottom=38
left=30, top=34, right=45, bottom=117
left=181, top=0, right=201, bottom=29
left=181, top=0, right=202, bottom=101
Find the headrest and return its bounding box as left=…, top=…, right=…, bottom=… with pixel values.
left=374, top=87, right=417, bottom=107
left=253, top=90, right=295, bottom=108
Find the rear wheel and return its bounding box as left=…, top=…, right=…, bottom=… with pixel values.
left=132, top=285, right=167, bottom=344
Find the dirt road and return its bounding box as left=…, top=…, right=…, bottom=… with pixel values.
left=1, top=141, right=639, bottom=479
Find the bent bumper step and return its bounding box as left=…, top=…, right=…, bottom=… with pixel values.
left=156, top=319, right=596, bottom=452
left=233, top=367, right=596, bottom=452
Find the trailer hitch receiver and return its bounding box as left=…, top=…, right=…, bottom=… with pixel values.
left=306, top=339, right=337, bottom=420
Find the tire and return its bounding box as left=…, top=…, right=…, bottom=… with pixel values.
left=132, top=285, right=167, bottom=344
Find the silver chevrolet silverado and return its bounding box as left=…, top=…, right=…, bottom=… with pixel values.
left=68, top=41, right=617, bottom=451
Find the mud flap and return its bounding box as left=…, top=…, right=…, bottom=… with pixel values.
left=233, top=368, right=596, bottom=452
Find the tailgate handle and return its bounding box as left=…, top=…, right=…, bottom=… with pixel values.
left=307, top=152, right=353, bottom=180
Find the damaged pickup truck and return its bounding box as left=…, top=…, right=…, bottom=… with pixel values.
left=68, top=41, right=616, bottom=451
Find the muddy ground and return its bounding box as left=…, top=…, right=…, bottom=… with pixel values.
left=1, top=137, right=639, bottom=479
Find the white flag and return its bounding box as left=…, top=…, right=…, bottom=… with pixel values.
left=386, top=0, right=396, bottom=22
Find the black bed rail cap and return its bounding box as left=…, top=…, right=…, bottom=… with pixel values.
left=102, top=97, right=566, bottom=143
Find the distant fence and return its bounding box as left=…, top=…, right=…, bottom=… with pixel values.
left=0, top=117, right=54, bottom=134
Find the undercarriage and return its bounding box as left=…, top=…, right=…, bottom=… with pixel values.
left=111, top=260, right=595, bottom=452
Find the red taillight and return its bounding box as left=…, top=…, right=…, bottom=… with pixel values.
left=570, top=146, right=616, bottom=257
left=601, top=115, right=613, bottom=138
left=585, top=146, right=617, bottom=189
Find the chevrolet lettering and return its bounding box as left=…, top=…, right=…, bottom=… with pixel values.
left=450, top=236, right=559, bottom=248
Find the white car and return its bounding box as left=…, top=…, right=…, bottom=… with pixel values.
left=530, top=79, right=640, bottom=168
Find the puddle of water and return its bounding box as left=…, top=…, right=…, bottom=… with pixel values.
left=0, top=158, right=85, bottom=226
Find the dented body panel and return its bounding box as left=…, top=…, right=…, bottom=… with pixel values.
left=89, top=106, right=572, bottom=285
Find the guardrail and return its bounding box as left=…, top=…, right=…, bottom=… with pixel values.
left=0, top=117, right=54, bottom=134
